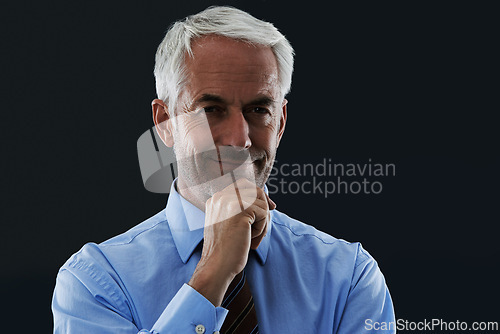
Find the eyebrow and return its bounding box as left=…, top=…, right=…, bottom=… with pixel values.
left=247, top=96, right=276, bottom=107
left=186, top=94, right=224, bottom=112
left=189, top=93, right=276, bottom=111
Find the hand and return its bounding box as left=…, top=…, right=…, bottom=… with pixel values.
left=188, top=178, right=276, bottom=306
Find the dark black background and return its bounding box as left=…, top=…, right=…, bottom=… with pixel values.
left=3, top=1, right=498, bottom=332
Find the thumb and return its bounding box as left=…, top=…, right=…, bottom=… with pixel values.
left=265, top=193, right=277, bottom=210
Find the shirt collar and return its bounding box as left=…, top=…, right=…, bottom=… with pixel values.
left=165, top=180, right=272, bottom=265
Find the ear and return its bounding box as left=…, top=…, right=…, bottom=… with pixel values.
left=276, top=99, right=288, bottom=147
left=152, top=99, right=174, bottom=147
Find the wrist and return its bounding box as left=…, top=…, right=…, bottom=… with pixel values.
left=188, top=259, right=235, bottom=307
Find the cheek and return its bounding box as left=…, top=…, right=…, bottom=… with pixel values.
left=250, top=125, right=278, bottom=153
left=173, top=113, right=216, bottom=158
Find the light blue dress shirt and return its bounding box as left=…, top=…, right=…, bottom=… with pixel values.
left=52, top=183, right=395, bottom=333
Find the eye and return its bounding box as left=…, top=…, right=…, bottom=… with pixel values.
left=249, top=107, right=270, bottom=114
left=202, top=106, right=223, bottom=113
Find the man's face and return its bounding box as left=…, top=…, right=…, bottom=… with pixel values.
left=162, top=36, right=286, bottom=204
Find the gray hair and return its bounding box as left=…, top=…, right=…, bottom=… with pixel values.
left=153, top=6, right=294, bottom=112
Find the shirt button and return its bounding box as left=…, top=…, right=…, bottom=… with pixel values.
left=214, top=331, right=220, bottom=334
left=195, top=324, right=206, bottom=333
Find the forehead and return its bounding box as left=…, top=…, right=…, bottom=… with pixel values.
left=183, top=35, right=280, bottom=103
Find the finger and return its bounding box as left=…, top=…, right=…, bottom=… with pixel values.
left=233, top=178, right=267, bottom=199
left=218, top=179, right=258, bottom=212
left=249, top=205, right=267, bottom=233
left=235, top=180, right=275, bottom=210
left=250, top=214, right=269, bottom=250
left=237, top=189, right=267, bottom=207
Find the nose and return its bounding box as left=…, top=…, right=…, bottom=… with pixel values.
left=216, top=111, right=251, bottom=149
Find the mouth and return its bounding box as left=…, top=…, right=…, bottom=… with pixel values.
left=207, top=158, right=253, bottom=167
left=199, top=148, right=264, bottom=175
left=203, top=157, right=256, bottom=177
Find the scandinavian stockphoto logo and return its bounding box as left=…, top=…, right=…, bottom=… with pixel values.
left=137, top=128, right=396, bottom=197
left=267, top=158, right=396, bottom=197
left=136, top=108, right=395, bottom=197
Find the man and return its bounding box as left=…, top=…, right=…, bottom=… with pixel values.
left=52, top=6, right=395, bottom=334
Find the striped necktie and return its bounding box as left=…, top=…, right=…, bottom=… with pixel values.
left=220, top=270, right=259, bottom=334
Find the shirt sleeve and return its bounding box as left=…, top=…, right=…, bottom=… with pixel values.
left=52, top=265, right=228, bottom=334
left=335, top=245, right=396, bottom=334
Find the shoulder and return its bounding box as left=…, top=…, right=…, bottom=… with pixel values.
left=60, top=209, right=170, bottom=273
left=100, top=209, right=169, bottom=247
left=270, top=209, right=373, bottom=268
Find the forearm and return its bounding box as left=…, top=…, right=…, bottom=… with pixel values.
left=53, top=267, right=228, bottom=334
left=188, top=254, right=235, bottom=307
